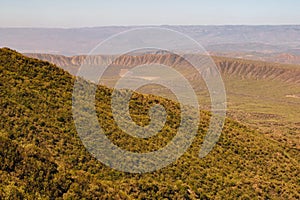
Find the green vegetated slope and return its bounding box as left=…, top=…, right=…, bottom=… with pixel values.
left=0, top=48, right=299, bottom=199
left=212, top=57, right=300, bottom=149
left=26, top=52, right=300, bottom=150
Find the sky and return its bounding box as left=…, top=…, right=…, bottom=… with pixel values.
left=0, top=0, right=299, bottom=27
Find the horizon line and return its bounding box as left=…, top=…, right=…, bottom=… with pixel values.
left=1, top=24, right=300, bottom=29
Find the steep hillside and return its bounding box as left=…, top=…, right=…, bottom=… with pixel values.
left=1, top=48, right=300, bottom=199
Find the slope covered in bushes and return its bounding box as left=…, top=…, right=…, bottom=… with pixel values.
left=0, top=48, right=299, bottom=199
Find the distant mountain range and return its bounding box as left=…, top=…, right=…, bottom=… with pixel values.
left=2, top=25, right=300, bottom=63
left=210, top=51, right=300, bottom=65
left=25, top=52, right=300, bottom=84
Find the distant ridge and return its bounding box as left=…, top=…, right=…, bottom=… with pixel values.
left=2, top=25, right=300, bottom=58
left=25, top=52, right=300, bottom=84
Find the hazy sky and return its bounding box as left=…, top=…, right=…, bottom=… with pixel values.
left=0, top=0, right=299, bottom=27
